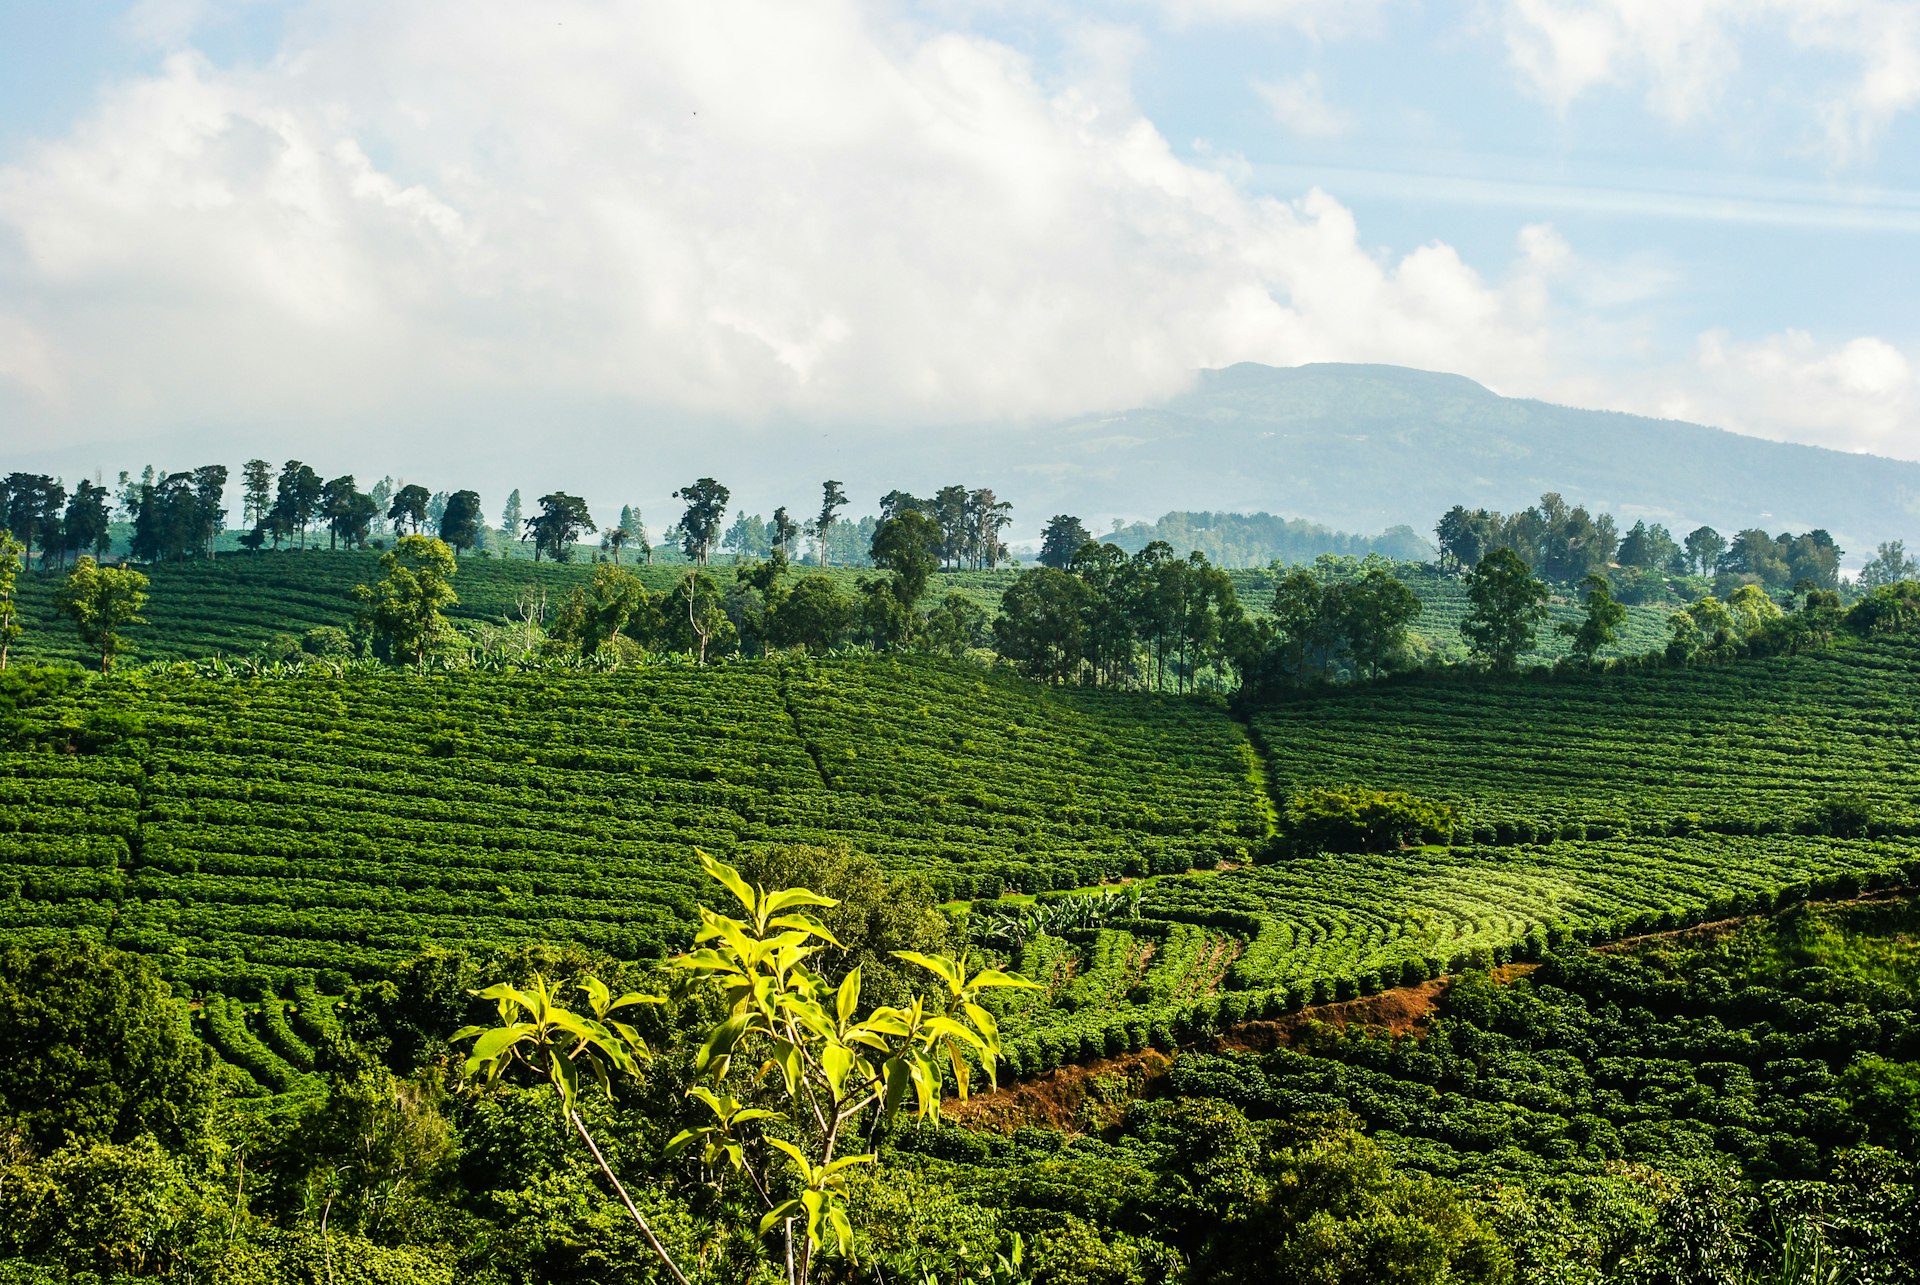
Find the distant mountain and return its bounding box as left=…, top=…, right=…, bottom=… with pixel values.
left=987, top=363, right=1920, bottom=559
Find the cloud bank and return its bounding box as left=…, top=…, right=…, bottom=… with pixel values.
left=0, top=0, right=1913, bottom=478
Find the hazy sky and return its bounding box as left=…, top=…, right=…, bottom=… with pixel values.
left=2, top=0, right=1918, bottom=523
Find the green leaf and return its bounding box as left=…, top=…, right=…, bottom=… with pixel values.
left=763, top=887, right=840, bottom=916
left=881, top=1057, right=911, bottom=1118
left=608, top=991, right=665, bottom=1012
left=696, top=1013, right=750, bottom=1073
left=579, top=975, right=612, bottom=1017
left=758, top=1200, right=799, bottom=1238
left=765, top=1135, right=811, bottom=1178
left=893, top=950, right=961, bottom=991
left=466, top=1024, right=530, bottom=1066
left=828, top=1203, right=854, bottom=1255
left=966, top=968, right=1040, bottom=991
left=698, top=851, right=758, bottom=916
left=836, top=968, right=861, bottom=1026
left=821, top=1042, right=856, bottom=1100
left=549, top=1045, right=580, bottom=1114
left=767, top=914, right=846, bottom=948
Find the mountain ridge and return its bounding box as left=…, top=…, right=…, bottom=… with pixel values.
left=987, top=361, right=1918, bottom=556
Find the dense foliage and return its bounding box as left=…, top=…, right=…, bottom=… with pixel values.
left=3, top=890, right=1916, bottom=1282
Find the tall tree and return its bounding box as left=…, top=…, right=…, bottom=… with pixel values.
left=130, top=473, right=204, bottom=562
left=869, top=509, right=941, bottom=613
left=552, top=565, right=648, bottom=655
left=601, top=526, right=631, bottom=564
left=1461, top=548, right=1548, bottom=673
left=55, top=556, right=149, bottom=672
left=525, top=492, right=596, bottom=563
left=1558, top=573, right=1627, bottom=664
left=242, top=459, right=274, bottom=527
left=721, top=512, right=769, bottom=563
left=320, top=476, right=360, bottom=552
left=273, top=461, right=323, bottom=549
left=814, top=480, right=849, bottom=567
left=1340, top=559, right=1423, bottom=680
left=369, top=477, right=395, bottom=533
left=6, top=474, right=65, bottom=566
left=61, top=481, right=112, bottom=564
left=1071, top=540, right=1140, bottom=686
left=353, top=535, right=459, bottom=665
left=771, top=507, right=801, bottom=564
left=931, top=485, right=970, bottom=569
left=1861, top=540, right=1918, bottom=588
left=1684, top=526, right=1727, bottom=577
left=387, top=483, right=431, bottom=537
left=673, top=478, right=730, bottom=565
left=0, top=533, right=23, bottom=669
left=500, top=488, right=524, bottom=543
left=191, top=465, right=227, bottom=557
left=1038, top=515, right=1091, bottom=570
left=993, top=567, right=1086, bottom=684
left=439, top=489, right=484, bottom=554
left=767, top=575, right=855, bottom=655
left=677, top=570, right=732, bottom=664
left=1262, top=565, right=1348, bottom=687
left=966, top=488, right=1013, bottom=570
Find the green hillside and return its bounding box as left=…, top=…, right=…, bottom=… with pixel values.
left=1250, top=639, right=1920, bottom=840
left=6, top=641, right=1920, bottom=1081
left=9, top=548, right=1674, bottom=669
left=0, top=658, right=1265, bottom=993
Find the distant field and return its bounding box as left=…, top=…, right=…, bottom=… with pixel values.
left=8, top=551, right=1014, bottom=668
left=11, top=548, right=1674, bottom=669
left=1224, top=563, right=1676, bottom=663
left=1250, top=636, right=1920, bottom=841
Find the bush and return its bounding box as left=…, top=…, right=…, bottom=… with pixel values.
left=1282, top=786, right=1459, bottom=855
left=300, top=625, right=355, bottom=659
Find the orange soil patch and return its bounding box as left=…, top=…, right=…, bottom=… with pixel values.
left=955, top=964, right=1548, bottom=1132
left=949, top=1049, right=1174, bottom=1134
left=1214, top=977, right=1454, bottom=1053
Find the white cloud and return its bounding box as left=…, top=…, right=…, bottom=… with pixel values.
left=0, top=0, right=1568, bottom=452
left=1254, top=72, right=1354, bottom=137
left=1497, top=0, right=1920, bottom=161
left=1146, top=0, right=1386, bottom=36
left=1642, top=329, right=1919, bottom=453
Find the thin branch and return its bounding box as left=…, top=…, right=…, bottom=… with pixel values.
left=570, top=1109, right=694, bottom=1285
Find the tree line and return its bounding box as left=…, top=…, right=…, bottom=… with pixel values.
left=1434, top=493, right=1844, bottom=594
left=5, top=461, right=1023, bottom=578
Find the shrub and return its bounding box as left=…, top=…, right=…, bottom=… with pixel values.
left=1282, top=786, right=1460, bottom=855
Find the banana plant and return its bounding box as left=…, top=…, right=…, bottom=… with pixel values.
left=670, top=851, right=1036, bottom=1285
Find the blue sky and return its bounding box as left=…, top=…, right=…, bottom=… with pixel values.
left=2, top=0, right=1918, bottom=513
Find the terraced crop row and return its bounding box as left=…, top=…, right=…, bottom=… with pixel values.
left=983, top=834, right=1920, bottom=1075
left=1250, top=637, right=1920, bottom=840
left=0, top=658, right=1267, bottom=990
